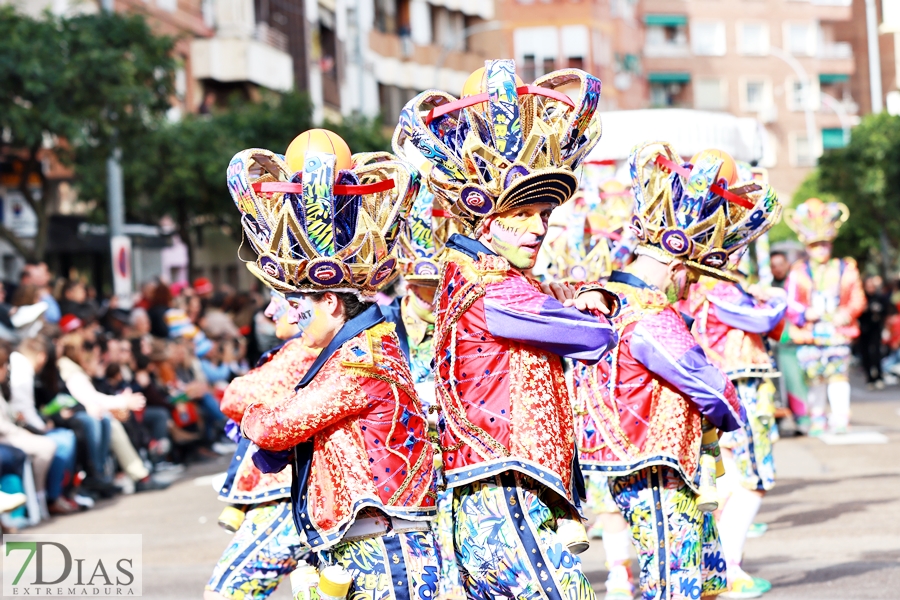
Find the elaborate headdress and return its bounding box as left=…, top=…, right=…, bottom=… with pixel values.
left=542, top=172, right=635, bottom=281
left=392, top=59, right=603, bottom=233
left=394, top=179, right=461, bottom=286
left=784, top=197, right=849, bottom=245
left=227, top=131, right=419, bottom=297
left=629, top=141, right=782, bottom=281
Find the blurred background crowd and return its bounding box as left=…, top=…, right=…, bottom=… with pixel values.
left=0, top=262, right=288, bottom=530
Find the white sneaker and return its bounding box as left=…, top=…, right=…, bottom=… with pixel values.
left=0, top=490, right=27, bottom=513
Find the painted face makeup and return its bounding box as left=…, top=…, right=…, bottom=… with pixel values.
left=265, top=292, right=290, bottom=322
left=486, top=203, right=554, bottom=269
left=807, top=242, right=832, bottom=264
left=286, top=295, right=315, bottom=330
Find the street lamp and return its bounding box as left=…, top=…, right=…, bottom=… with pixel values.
left=768, top=45, right=818, bottom=164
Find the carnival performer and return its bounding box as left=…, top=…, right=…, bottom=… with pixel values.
left=577, top=142, right=781, bottom=600
left=391, top=176, right=466, bottom=600
left=784, top=199, right=865, bottom=435
left=206, top=291, right=317, bottom=600
left=395, top=59, right=617, bottom=600
left=229, top=130, right=439, bottom=600
left=682, top=278, right=787, bottom=599
left=543, top=173, right=638, bottom=600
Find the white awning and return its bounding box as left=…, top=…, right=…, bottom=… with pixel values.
left=589, top=109, right=767, bottom=164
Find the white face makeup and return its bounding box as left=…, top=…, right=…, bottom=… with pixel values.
left=264, top=292, right=290, bottom=322
left=285, top=295, right=315, bottom=331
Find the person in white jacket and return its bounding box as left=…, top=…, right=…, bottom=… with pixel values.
left=57, top=335, right=167, bottom=493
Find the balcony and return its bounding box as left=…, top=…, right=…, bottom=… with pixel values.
left=817, top=42, right=852, bottom=60
left=190, top=0, right=294, bottom=92
left=643, top=43, right=690, bottom=58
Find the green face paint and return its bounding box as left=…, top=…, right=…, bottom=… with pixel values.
left=486, top=204, right=553, bottom=270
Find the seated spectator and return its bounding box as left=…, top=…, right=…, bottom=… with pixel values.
left=58, top=280, right=96, bottom=324
left=57, top=335, right=167, bottom=493
left=200, top=293, right=241, bottom=341
left=19, top=262, right=60, bottom=324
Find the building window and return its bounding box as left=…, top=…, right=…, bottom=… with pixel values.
left=645, top=25, right=688, bottom=57
left=157, top=0, right=176, bottom=12
left=694, top=78, right=727, bottom=110
left=649, top=76, right=690, bottom=107
left=786, top=22, right=815, bottom=56
left=522, top=55, right=536, bottom=81
left=740, top=79, right=770, bottom=112
left=542, top=57, right=556, bottom=75
left=567, top=56, right=584, bottom=70
left=790, top=132, right=819, bottom=167
left=738, top=23, right=768, bottom=56
left=691, top=21, right=726, bottom=57
left=787, top=78, right=820, bottom=111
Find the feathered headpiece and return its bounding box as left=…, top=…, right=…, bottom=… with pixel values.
left=785, top=197, right=849, bottom=245
left=629, top=141, right=782, bottom=281
left=227, top=139, right=419, bottom=297
left=392, top=59, right=603, bottom=233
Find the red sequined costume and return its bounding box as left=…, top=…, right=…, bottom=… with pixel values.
left=435, top=236, right=619, bottom=505
left=218, top=337, right=318, bottom=503
left=242, top=318, right=436, bottom=552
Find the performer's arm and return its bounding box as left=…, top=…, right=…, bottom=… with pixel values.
left=631, top=309, right=745, bottom=432
left=840, top=259, right=867, bottom=321
left=707, top=286, right=788, bottom=335
left=241, top=365, right=369, bottom=451
left=220, top=339, right=315, bottom=423
left=482, top=276, right=618, bottom=364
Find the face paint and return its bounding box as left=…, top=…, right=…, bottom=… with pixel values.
left=486, top=204, right=553, bottom=269
left=665, top=264, right=694, bottom=303
left=265, top=292, right=290, bottom=322
left=807, top=242, right=832, bottom=264
left=286, top=295, right=315, bottom=330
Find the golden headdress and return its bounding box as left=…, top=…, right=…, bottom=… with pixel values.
left=227, top=130, right=419, bottom=297
left=785, top=197, right=849, bottom=245
left=392, top=59, right=603, bottom=233
left=629, top=141, right=782, bottom=281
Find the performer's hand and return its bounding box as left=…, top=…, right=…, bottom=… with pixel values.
left=833, top=311, right=850, bottom=327
left=805, top=308, right=821, bottom=322
left=564, top=291, right=611, bottom=315
left=540, top=281, right=575, bottom=303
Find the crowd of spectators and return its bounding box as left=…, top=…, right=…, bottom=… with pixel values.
left=0, top=262, right=269, bottom=531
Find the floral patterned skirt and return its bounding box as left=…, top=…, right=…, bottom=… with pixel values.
left=720, top=379, right=777, bottom=492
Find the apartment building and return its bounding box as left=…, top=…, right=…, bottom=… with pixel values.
left=641, top=0, right=857, bottom=196
left=841, top=0, right=899, bottom=115
left=498, top=0, right=645, bottom=110
left=362, top=0, right=503, bottom=124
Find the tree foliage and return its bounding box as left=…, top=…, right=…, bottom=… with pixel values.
left=77, top=92, right=392, bottom=267
left=815, top=112, right=900, bottom=272
left=0, top=7, right=175, bottom=260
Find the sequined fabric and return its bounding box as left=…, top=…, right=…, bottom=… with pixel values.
left=242, top=324, right=435, bottom=548
left=434, top=250, right=578, bottom=506
left=576, top=283, right=705, bottom=489
left=219, top=338, right=318, bottom=503
left=785, top=258, right=865, bottom=346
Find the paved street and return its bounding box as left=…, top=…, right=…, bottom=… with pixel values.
left=4, top=380, right=899, bottom=599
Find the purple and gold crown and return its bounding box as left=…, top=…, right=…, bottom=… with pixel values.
left=785, top=197, right=849, bottom=245
left=392, top=59, right=602, bottom=233
left=629, top=141, right=782, bottom=281
left=227, top=145, right=419, bottom=297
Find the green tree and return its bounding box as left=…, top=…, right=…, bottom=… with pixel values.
left=77, top=92, right=391, bottom=268
left=816, top=112, right=900, bottom=272
left=0, top=7, right=175, bottom=260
